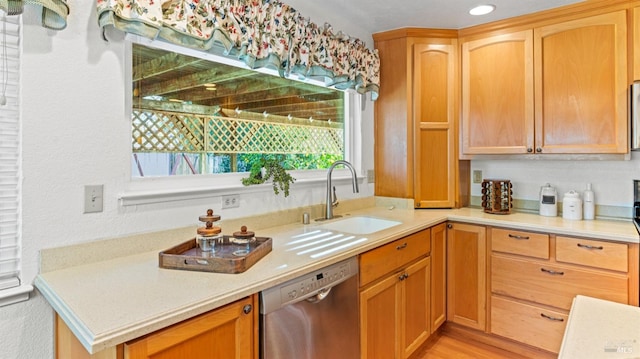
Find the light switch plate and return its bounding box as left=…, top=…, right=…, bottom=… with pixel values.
left=473, top=170, right=483, bottom=184
left=367, top=170, right=375, bottom=183
left=84, top=185, right=103, bottom=213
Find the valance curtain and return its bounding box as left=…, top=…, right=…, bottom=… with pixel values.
left=96, top=0, right=380, bottom=99
left=0, top=0, right=69, bottom=30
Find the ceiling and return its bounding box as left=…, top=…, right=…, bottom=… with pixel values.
left=292, top=0, right=586, bottom=33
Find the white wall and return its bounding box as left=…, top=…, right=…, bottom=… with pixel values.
left=0, top=2, right=375, bottom=358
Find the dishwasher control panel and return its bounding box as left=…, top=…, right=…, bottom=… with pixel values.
left=260, top=257, right=358, bottom=313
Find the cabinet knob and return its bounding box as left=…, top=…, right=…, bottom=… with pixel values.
left=526, top=147, right=533, bottom=153
left=398, top=273, right=408, bottom=281
left=447, top=223, right=453, bottom=229
left=243, top=304, right=252, bottom=314
left=536, top=147, right=542, bottom=153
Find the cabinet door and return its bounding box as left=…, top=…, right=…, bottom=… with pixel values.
left=430, top=223, right=447, bottom=333
left=360, top=273, right=401, bottom=359
left=401, top=257, right=431, bottom=359
left=414, top=43, right=457, bottom=207
left=634, top=6, right=640, bottom=81
left=125, top=295, right=257, bottom=359
left=374, top=36, right=413, bottom=199
left=447, top=223, right=486, bottom=331
left=461, top=30, right=534, bottom=154
left=534, top=11, right=627, bottom=154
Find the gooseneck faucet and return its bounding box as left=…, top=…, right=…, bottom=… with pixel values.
left=325, top=160, right=359, bottom=220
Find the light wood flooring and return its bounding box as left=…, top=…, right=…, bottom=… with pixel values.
left=411, top=326, right=556, bottom=359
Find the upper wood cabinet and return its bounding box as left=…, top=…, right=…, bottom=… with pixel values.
left=634, top=6, right=640, bottom=80
left=374, top=30, right=469, bottom=208
left=534, top=11, right=627, bottom=154
left=462, top=30, right=534, bottom=155
left=461, top=10, right=628, bottom=156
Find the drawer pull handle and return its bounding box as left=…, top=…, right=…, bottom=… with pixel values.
left=540, top=313, right=564, bottom=322
left=396, top=243, right=408, bottom=250
left=577, top=243, right=604, bottom=250
left=540, top=268, right=564, bottom=276
left=508, top=234, right=530, bottom=240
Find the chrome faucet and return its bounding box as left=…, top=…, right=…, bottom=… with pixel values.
left=324, top=160, right=359, bottom=220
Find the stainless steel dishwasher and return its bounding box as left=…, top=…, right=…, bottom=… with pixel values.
left=260, top=257, right=359, bottom=359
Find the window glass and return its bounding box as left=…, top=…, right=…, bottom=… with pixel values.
left=131, top=43, right=346, bottom=178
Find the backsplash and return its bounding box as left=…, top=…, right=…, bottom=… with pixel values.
left=471, top=154, right=640, bottom=219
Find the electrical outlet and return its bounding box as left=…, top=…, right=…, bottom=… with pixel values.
left=473, top=170, right=483, bottom=184
left=84, top=185, right=103, bottom=213
left=222, top=194, right=240, bottom=209
left=367, top=169, right=375, bottom=183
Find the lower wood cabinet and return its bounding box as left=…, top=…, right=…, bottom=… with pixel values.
left=490, top=296, right=568, bottom=353
left=359, top=229, right=431, bottom=359
left=430, top=223, right=447, bottom=333
left=446, top=222, right=486, bottom=331
left=125, top=295, right=258, bottom=359
left=55, top=295, right=258, bottom=359
left=489, top=227, right=639, bottom=354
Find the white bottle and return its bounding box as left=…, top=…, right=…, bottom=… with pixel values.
left=583, top=183, right=595, bottom=220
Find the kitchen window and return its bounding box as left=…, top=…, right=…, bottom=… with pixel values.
left=122, top=37, right=361, bottom=205
left=130, top=41, right=349, bottom=177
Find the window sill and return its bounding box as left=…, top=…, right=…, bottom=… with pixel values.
left=0, top=285, right=34, bottom=307
left=119, top=174, right=364, bottom=206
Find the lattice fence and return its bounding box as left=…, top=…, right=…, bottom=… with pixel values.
left=132, top=109, right=344, bottom=155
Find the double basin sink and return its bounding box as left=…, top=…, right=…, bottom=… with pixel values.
left=285, top=216, right=402, bottom=259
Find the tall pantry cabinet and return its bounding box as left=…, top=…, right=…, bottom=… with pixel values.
left=373, top=29, right=469, bottom=208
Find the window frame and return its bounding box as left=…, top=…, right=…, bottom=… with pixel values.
left=119, top=35, right=362, bottom=206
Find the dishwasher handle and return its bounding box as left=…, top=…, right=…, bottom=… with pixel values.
left=306, top=287, right=332, bottom=303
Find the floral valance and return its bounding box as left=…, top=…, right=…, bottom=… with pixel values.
left=1, top=0, right=69, bottom=30
left=96, top=0, right=379, bottom=100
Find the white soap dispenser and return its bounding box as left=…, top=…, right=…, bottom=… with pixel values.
left=583, top=183, right=595, bottom=220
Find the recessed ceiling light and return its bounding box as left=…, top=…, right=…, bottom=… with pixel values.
left=469, top=4, right=495, bottom=16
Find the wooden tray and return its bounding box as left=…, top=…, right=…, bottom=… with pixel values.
left=159, top=236, right=272, bottom=274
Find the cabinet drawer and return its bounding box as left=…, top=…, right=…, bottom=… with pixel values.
left=491, top=296, right=567, bottom=354
left=556, top=236, right=628, bottom=272
left=360, top=230, right=430, bottom=287
left=491, top=228, right=549, bottom=259
left=491, top=255, right=628, bottom=310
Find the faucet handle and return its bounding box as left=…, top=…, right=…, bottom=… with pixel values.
left=332, top=186, right=339, bottom=208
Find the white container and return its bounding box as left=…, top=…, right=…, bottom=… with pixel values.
left=583, top=183, right=595, bottom=220
left=539, top=183, right=557, bottom=217
left=562, top=191, right=582, bottom=220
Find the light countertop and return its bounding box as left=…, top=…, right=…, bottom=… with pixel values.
left=34, top=205, right=639, bottom=354
left=559, top=295, right=640, bottom=358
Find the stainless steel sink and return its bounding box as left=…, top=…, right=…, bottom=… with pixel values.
left=318, top=216, right=401, bottom=234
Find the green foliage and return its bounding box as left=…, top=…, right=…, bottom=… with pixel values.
left=241, top=155, right=296, bottom=197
